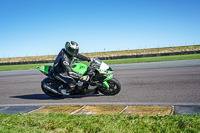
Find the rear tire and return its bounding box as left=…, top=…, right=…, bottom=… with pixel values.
left=41, top=78, right=63, bottom=97
left=98, top=78, right=121, bottom=95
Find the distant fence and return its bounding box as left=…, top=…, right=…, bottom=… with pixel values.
left=0, top=50, right=200, bottom=66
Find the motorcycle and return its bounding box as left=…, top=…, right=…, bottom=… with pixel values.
left=37, top=58, right=121, bottom=97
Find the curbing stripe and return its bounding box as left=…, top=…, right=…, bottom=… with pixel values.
left=28, top=105, right=83, bottom=114
left=123, top=106, right=172, bottom=116
left=119, top=105, right=129, bottom=114
left=74, top=105, right=126, bottom=115
left=70, top=105, right=87, bottom=115
left=27, top=105, right=172, bottom=116
left=171, top=106, right=175, bottom=115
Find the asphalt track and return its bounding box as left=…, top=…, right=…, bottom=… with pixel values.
left=0, top=59, right=200, bottom=114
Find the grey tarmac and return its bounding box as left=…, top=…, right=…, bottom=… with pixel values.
left=0, top=59, right=200, bottom=114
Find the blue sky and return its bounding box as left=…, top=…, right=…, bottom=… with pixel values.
left=0, top=0, right=200, bottom=58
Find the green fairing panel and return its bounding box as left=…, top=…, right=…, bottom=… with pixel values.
left=97, top=69, right=114, bottom=81
left=96, top=69, right=114, bottom=88
left=71, top=63, right=88, bottom=75
left=37, top=65, right=51, bottom=74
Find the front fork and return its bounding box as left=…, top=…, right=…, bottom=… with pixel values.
left=89, top=70, right=113, bottom=89
left=103, top=74, right=114, bottom=88
left=103, top=81, right=109, bottom=88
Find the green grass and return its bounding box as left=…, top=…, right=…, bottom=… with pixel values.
left=0, top=63, right=53, bottom=71
left=0, top=113, right=199, bottom=133
left=0, top=54, right=200, bottom=71
left=103, top=53, right=200, bottom=65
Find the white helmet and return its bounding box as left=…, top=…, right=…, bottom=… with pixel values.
left=65, top=41, right=79, bottom=56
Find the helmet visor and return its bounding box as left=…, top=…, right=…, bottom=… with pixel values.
left=67, top=47, right=79, bottom=56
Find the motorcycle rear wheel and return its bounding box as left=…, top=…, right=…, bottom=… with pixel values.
left=41, top=78, right=63, bottom=97
left=98, top=78, right=121, bottom=95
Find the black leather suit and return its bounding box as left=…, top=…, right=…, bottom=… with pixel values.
left=51, top=48, right=91, bottom=90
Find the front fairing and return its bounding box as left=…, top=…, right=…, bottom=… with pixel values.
left=90, top=58, right=113, bottom=71
left=91, top=59, right=114, bottom=84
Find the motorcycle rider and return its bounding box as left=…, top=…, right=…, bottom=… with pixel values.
left=50, top=41, right=92, bottom=95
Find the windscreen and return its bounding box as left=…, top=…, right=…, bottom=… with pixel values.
left=90, top=58, right=109, bottom=70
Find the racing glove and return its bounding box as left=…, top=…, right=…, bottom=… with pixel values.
left=80, top=75, right=90, bottom=81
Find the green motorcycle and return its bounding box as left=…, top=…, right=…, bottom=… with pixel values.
left=37, top=58, right=121, bottom=97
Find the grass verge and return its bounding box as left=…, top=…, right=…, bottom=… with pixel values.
left=0, top=63, right=53, bottom=71
left=0, top=113, right=199, bottom=133
left=103, top=53, right=200, bottom=65
left=0, top=54, right=200, bottom=71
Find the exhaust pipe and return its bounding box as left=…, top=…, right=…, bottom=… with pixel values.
left=42, top=82, right=62, bottom=95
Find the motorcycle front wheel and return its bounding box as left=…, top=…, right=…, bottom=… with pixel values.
left=98, top=78, right=121, bottom=95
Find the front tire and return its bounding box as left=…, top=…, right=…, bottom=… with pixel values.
left=41, top=78, right=63, bottom=97
left=98, top=78, right=121, bottom=95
